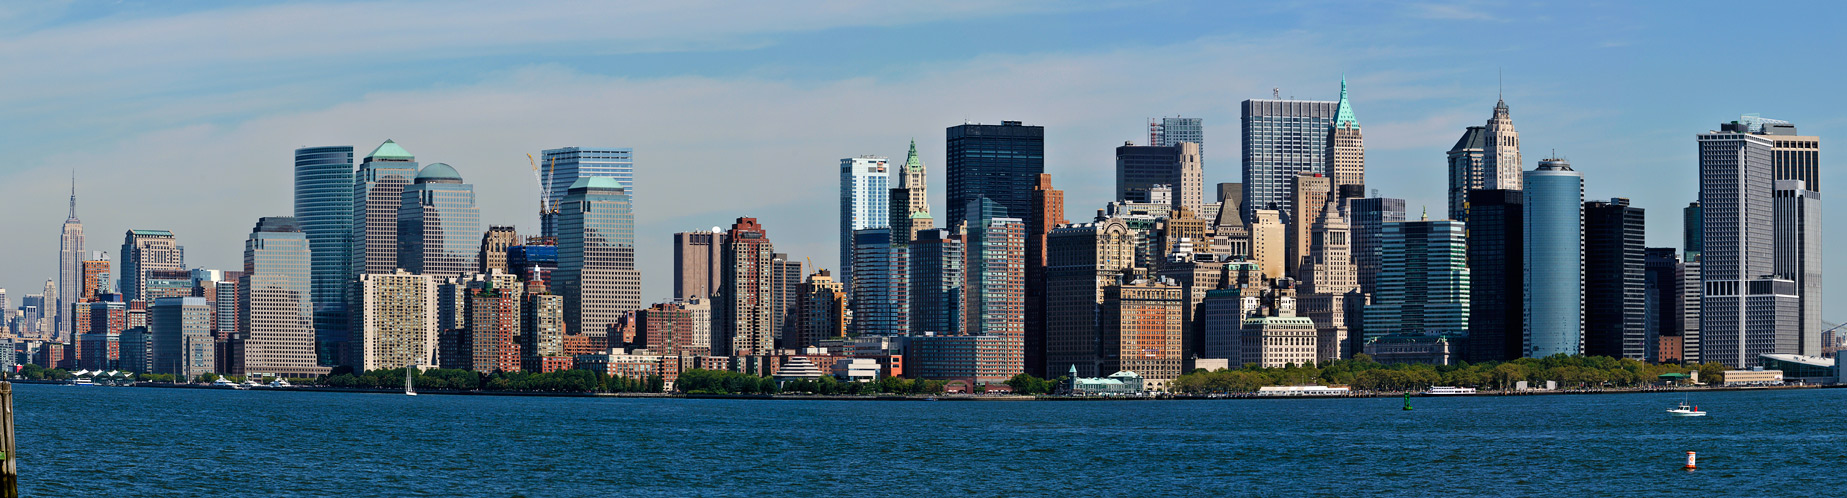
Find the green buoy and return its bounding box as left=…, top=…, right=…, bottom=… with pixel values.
left=1402, top=392, right=1413, bottom=411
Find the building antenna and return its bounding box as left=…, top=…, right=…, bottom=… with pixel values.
left=1273, top=88, right=1280, bottom=99
left=1498, top=67, right=1503, bottom=100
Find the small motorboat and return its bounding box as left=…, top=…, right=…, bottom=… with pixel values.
left=1667, top=399, right=1706, bottom=417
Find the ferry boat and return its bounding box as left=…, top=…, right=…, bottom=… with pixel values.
left=1667, top=398, right=1706, bottom=417
left=1424, top=386, right=1477, bottom=395
left=69, top=378, right=96, bottom=386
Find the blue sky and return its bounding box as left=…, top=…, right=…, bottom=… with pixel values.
left=1, top=0, right=1842, bottom=322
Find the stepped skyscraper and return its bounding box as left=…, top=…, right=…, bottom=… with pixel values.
left=57, top=174, right=83, bottom=339
left=1448, top=97, right=1524, bottom=223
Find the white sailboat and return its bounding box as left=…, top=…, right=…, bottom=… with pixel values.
left=405, top=364, right=418, bottom=397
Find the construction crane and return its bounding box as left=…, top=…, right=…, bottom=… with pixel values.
left=526, top=153, right=557, bottom=213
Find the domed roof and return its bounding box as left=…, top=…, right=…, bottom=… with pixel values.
left=415, top=162, right=463, bottom=183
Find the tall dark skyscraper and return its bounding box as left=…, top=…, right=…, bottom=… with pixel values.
left=945, top=121, right=1044, bottom=230
left=294, top=145, right=354, bottom=365
left=1465, top=189, right=1522, bottom=363
left=1346, top=197, right=1406, bottom=297
left=1583, top=198, right=1646, bottom=360
left=1644, top=248, right=1683, bottom=363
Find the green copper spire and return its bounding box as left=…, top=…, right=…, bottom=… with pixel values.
left=904, top=139, right=924, bottom=172
left=1334, top=75, right=1358, bottom=128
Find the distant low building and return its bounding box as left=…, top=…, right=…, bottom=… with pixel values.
left=1363, top=334, right=1454, bottom=365
left=1065, top=365, right=1145, bottom=395
left=1721, top=369, right=1784, bottom=386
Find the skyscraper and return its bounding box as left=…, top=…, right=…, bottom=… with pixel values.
left=1287, top=174, right=1332, bottom=276
left=1464, top=190, right=1523, bottom=363
left=120, top=230, right=184, bottom=302
left=1045, top=219, right=1135, bottom=377
left=357, top=270, right=438, bottom=371
left=908, top=228, right=965, bottom=335
left=1583, top=198, right=1647, bottom=360
left=398, top=163, right=482, bottom=279
left=1328, top=77, right=1366, bottom=196
left=849, top=228, right=907, bottom=336
left=556, top=177, right=640, bottom=341
left=1483, top=98, right=1524, bottom=192
left=1524, top=158, right=1584, bottom=358
left=1241, top=94, right=1337, bottom=222
left=1296, top=198, right=1356, bottom=361
left=1683, top=202, right=1703, bottom=261
left=540, top=147, right=633, bottom=239
left=672, top=230, right=724, bottom=301
left=1445, top=126, right=1488, bottom=222
left=1100, top=279, right=1184, bottom=387
left=1150, top=116, right=1204, bottom=164
left=80, top=254, right=110, bottom=301
left=1114, top=142, right=1203, bottom=213
left=945, top=121, right=1044, bottom=228
left=294, top=145, right=354, bottom=366
left=1699, top=125, right=1798, bottom=367
left=1362, top=219, right=1469, bottom=340
left=150, top=296, right=213, bottom=380
left=351, top=140, right=419, bottom=277
left=1025, top=174, right=1067, bottom=377
left=888, top=140, right=933, bottom=244
left=1773, top=180, right=1822, bottom=356
left=1644, top=248, right=1684, bottom=363
left=57, top=174, right=83, bottom=338
left=839, top=155, right=890, bottom=292
left=1727, top=114, right=1820, bottom=190
left=770, top=254, right=804, bottom=344
left=239, top=217, right=326, bottom=377
left=792, top=270, right=847, bottom=350
left=718, top=218, right=774, bottom=356
left=1347, top=197, right=1407, bottom=297
left=1249, top=209, right=1286, bottom=280
left=478, top=226, right=519, bottom=275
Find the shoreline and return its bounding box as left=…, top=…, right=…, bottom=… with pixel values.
left=12, top=379, right=1837, bottom=400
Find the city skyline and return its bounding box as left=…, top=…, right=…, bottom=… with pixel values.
left=0, top=2, right=1843, bottom=324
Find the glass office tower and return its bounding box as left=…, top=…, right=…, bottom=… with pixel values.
left=1522, top=158, right=1583, bottom=358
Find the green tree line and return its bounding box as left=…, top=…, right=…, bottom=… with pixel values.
left=1170, top=355, right=1730, bottom=394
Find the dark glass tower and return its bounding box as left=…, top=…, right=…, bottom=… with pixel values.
left=1465, top=189, right=1522, bottom=362
left=1583, top=198, right=1646, bottom=359
left=945, top=121, right=1044, bottom=230
left=293, top=145, right=354, bottom=365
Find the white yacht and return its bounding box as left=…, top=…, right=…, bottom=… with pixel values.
left=1667, top=398, right=1706, bottom=417
left=1425, top=386, right=1477, bottom=395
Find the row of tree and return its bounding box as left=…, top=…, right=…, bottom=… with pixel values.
left=1169, top=355, right=1730, bottom=393
left=323, top=368, right=666, bottom=393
